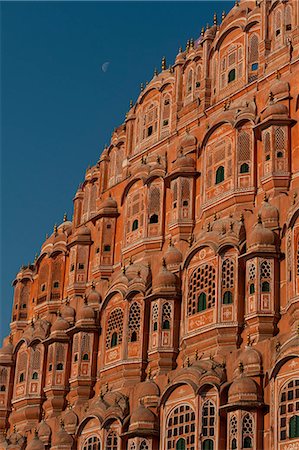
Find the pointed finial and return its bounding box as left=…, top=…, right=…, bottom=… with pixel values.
left=34, top=429, right=38, bottom=437
left=154, top=67, right=158, bottom=76
left=91, top=281, right=95, bottom=289
left=162, top=257, right=167, bottom=268
left=129, top=255, right=133, bottom=265
left=186, top=39, right=190, bottom=51
left=31, top=317, right=34, bottom=328
left=122, top=265, right=126, bottom=274
left=105, top=382, right=109, bottom=392
left=206, top=23, right=210, bottom=30
left=145, top=80, right=148, bottom=86
left=201, top=27, right=205, bottom=36
left=275, top=341, right=280, bottom=352
left=130, top=99, right=133, bottom=108
left=276, top=70, right=281, bottom=80
left=213, top=212, right=217, bottom=221
left=161, top=56, right=166, bottom=71
left=269, top=91, right=274, bottom=102
left=222, top=11, right=226, bottom=20
left=60, top=419, right=65, bottom=430
left=13, top=425, right=17, bottom=433
left=264, top=192, right=268, bottom=202
left=247, top=334, right=251, bottom=346
left=179, top=46, right=182, bottom=53
left=169, top=236, right=173, bottom=247
left=235, top=0, right=239, bottom=6
left=140, top=83, right=144, bottom=92
left=190, top=38, right=194, bottom=48
left=195, top=349, right=199, bottom=360
left=54, top=223, right=58, bottom=234
left=63, top=213, right=67, bottom=222
left=148, top=367, right=152, bottom=379
left=240, top=212, right=244, bottom=223
left=34, top=253, right=38, bottom=263
left=213, top=12, right=217, bottom=25
left=188, top=234, right=194, bottom=247
left=187, top=356, right=190, bottom=367
left=238, top=361, right=244, bottom=373
left=45, top=233, right=48, bottom=240
left=207, top=222, right=211, bottom=232
left=257, top=213, right=262, bottom=224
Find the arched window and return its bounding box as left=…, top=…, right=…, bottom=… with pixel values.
left=228, top=69, right=236, bottom=83
left=106, top=308, right=124, bottom=349
left=289, top=415, right=299, bottom=438
left=19, top=373, right=25, bottom=383
left=242, top=413, right=254, bottom=448
left=230, top=415, right=238, bottom=449
left=56, top=363, right=63, bottom=370
left=132, top=219, right=139, bottom=231
left=152, top=302, right=158, bottom=332
left=202, top=400, right=216, bottom=441
left=223, top=291, right=233, bottom=304
left=188, top=264, right=216, bottom=316
left=198, top=292, right=207, bottom=312
left=249, top=34, right=259, bottom=71
left=261, top=281, right=270, bottom=292
left=106, top=431, right=118, bottom=450
left=139, top=440, right=149, bottom=450
left=74, top=354, right=78, bottom=362
left=285, top=5, right=292, bottom=31
left=186, top=69, right=193, bottom=95
left=275, top=10, right=281, bottom=37
left=215, top=166, right=225, bottom=184
left=166, top=404, right=196, bottom=450
left=240, top=162, right=250, bottom=173
left=32, top=372, right=38, bottom=380
left=249, top=283, right=255, bottom=294
left=149, top=214, right=158, bottom=224
left=221, top=258, right=235, bottom=304
left=162, top=302, right=172, bottom=330
left=111, top=332, right=118, bottom=348
left=203, top=440, right=214, bottom=450
left=279, top=379, right=299, bottom=441
left=82, top=353, right=89, bottom=361
left=128, top=302, right=141, bottom=342
left=83, top=436, right=101, bottom=450
left=0, top=385, right=5, bottom=392
left=176, top=438, right=185, bottom=450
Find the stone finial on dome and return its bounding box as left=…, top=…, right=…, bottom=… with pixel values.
left=76, top=297, right=95, bottom=325
left=228, top=376, right=260, bottom=404
left=153, top=258, right=179, bottom=294
left=248, top=215, right=275, bottom=250
left=259, top=195, right=279, bottom=229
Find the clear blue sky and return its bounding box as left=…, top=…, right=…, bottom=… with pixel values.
left=0, top=1, right=234, bottom=343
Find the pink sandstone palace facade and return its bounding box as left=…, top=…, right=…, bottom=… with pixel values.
left=1, top=1, right=299, bottom=449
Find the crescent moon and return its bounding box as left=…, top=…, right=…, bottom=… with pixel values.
left=102, top=62, right=110, bottom=73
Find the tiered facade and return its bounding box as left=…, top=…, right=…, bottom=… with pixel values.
left=1, top=1, right=299, bottom=449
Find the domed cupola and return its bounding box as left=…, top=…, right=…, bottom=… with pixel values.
left=58, top=213, right=72, bottom=236
left=99, top=147, right=109, bottom=163
left=179, top=132, right=197, bottom=153
left=76, top=297, right=96, bottom=327
left=234, top=343, right=262, bottom=378
left=172, top=150, right=196, bottom=173
left=153, top=258, right=180, bottom=295
left=86, top=283, right=101, bottom=307
left=37, top=417, right=51, bottom=445
left=98, top=195, right=118, bottom=216
left=62, top=404, right=78, bottom=435
left=261, top=100, right=288, bottom=122
left=135, top=374, right=160, bottom=408
left=7, top=426, right=25, bottom=447
left=175, top=46, right=185, bottom=64
left=228, top=374, right=260, bottom=405
left=52, top=420, right=73, bottom=449
left=248, top=215, right=275, bottom=251
left=164, top=239, right=183, bottom=270
left=258, top=195, right=279, bottom=229
left=25, top=430, right=45, bottom=450
left=0, top=336, right=13, bottom=365
left=129, top=402, right=158, bottom=433
left=51, top=311, right=70, bottom=335
left=60, top=300, right=75, bottom=324
left=75, top=225, right=91, bottom=238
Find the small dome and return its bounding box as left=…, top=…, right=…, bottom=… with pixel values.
left=259, top=197, right=279, bottom=226
left=228, top=376, right=259, bottom=403
left=60, top=303, right=75, bottom=323
left=272, top=79, right=289, bottom=98
left=130, top=404, right=157, bottom=430
left=64, top=408, right=78, bottom=428
left=241, top=347, right=262, bottom=371
left=76, top=299, right=95, bottom=322
left=248, top=217, right=275, bottom=248
left=172, top=151, right=195, bottom=171
left=76, top=225, right=91, bottom=237
left=153, top=259, right=179, bottom=293
left=101, top=196, right=117, bottom=210
left=135, top=379, right=160, bottom=400
left=99, top=148, right=109, bottom=162
left=26, top=433, right=45, bottom=450
left=8, top=428, right=24, bottom=445
left=165, top=242, right=183, bottom=267
left=204, top=25, right=216, bottom=39
left=87, top=286, right=101, bottom=305
left=261, top=102, right=288, bottom=121
left=0, top=340, right=13, bottom=357
left=51, top=314, right=69, bottom=333
left=38, top=420, right=51, bottom=441
left=52, top=424, right=73, bottom=447
left=180, top=133, right=197, bottom=151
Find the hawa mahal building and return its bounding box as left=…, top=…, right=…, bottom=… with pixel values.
left=1, top=0, right=299, bottom=449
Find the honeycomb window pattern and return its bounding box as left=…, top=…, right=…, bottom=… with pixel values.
left=221, top=258, right=235, bottom=300
left=248, top=262, right=256, bottom=281
left=230, top=415, right=238, bottom=447
left=162, top=302, right=172, bottom=324
left=166, top=404, right=196, bottom=450
left=242, top=413, right=254, bottom=447
left=279, top=379, right=299, bottom=441
left=187, top=264, right=216, bottom=316
left=202, top=400, right=216, bottom=439
left=82, top=436, right=101, bottom=450
left=260, top=260, right=271, bottom=280
left=139, top=441, right=149, bottom=450
left=128, top=302, right=141, bottom=341
left=106, top=431, right=118, bottom=450
left=106, top=308, right=124, bottom=349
